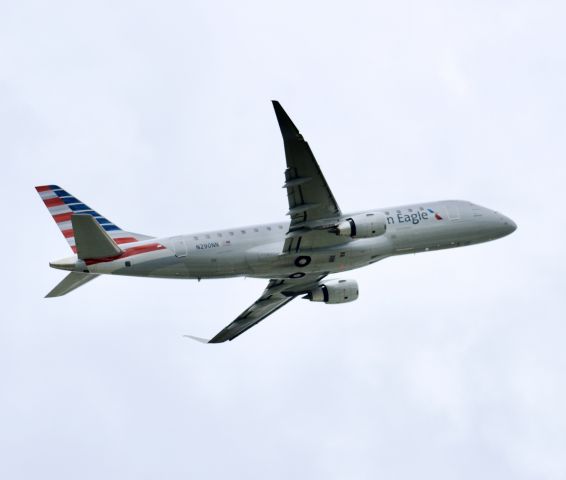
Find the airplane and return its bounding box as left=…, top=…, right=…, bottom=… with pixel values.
left=36, top=101, right=517, bottom=343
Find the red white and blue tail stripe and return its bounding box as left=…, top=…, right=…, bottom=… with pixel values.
left=35, top=185, right=152, bottom=253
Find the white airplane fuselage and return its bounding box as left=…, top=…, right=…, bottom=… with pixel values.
left=50, top=199, right=516, bottom=280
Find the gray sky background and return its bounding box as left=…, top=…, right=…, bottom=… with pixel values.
left=1, top=1, right=565, bottom=478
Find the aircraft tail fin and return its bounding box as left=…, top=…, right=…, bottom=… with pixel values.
left=35, top=185, right=153, bottom=253
left=45, top=272, right=99, bottom=298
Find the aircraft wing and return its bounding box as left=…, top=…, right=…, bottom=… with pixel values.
left=187, top=274, right=326, bottom=343
left=272, top=101, right=346, bottom=253
left=187, top=104, right=344, bottom=344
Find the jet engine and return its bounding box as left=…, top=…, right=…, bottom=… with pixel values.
left=303, top=279, right=359, bottom=304
left=334, top=212, right=387, bottom=238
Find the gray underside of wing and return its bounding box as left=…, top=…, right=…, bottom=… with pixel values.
left=207, top=274, right=327, bottom=343
left=272, top=101, right=348, bottom=253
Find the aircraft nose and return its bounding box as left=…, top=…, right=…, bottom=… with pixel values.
left=500, top=214, right=517, bottom=235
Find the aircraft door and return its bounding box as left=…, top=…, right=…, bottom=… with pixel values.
left=172, top=236, right=188, bottom=257
left=446, top=204, right=460, bottom=220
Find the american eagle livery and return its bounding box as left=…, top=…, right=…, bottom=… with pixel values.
left=36, top=101, right=517, bottom=343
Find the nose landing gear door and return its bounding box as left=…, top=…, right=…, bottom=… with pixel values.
left=172, top=236, right=188, bottom=258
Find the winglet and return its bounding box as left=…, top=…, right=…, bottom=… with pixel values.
left=271, top=100, right=301, bottom=140
left=183, top=335, right=212, bottom=344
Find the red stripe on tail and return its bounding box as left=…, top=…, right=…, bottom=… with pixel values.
left=85, top=243, right=165, bottom=265
left=114, top=237, right=138, bottom=244
left=44, top=197, right=64, bottom=207
left=53, top=212, right=73, bottom=223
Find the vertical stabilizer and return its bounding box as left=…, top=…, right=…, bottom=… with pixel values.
left=35, top=185, right=152, bottom=253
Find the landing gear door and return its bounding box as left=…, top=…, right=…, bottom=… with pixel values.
left=447, top=204, right=460, bottom=220
left=172, top=236, right=188, bottom=258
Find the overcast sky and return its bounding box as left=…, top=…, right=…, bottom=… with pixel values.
left=1, top=1, right=565, bottom=478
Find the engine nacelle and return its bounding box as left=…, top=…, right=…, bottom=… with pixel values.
left=304, top=279, right=359, bottom=304
left=335, top=212, right=387, bottom=238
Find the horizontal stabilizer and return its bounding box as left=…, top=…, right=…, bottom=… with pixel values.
left=46, top=272, right=99, bottom=297
left=72, top=214, right=123, bottom=260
